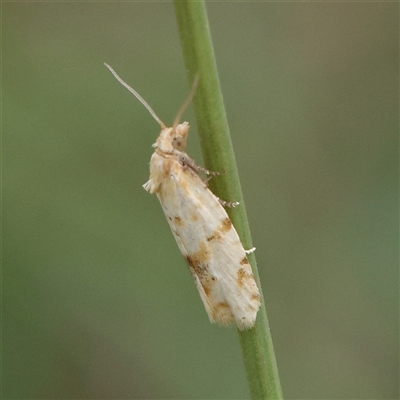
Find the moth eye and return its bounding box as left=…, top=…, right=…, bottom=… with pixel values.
left=172, top=138, right=185, bottom=151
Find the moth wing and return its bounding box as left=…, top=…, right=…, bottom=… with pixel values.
left=162, top=217, right=215, bottom=320
left=156, top=157, right=260, bottom=329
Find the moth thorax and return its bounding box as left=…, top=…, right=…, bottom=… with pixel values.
left=172, top=122, right=190, bottom=152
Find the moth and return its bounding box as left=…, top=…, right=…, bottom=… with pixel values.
left=104, top=63, right=260, bottom=330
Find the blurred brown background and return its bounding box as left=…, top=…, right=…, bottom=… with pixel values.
left=3, top=2, right=398, bottom=399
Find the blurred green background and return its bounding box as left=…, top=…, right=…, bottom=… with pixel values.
left=3, top=2, right=398, bottom=399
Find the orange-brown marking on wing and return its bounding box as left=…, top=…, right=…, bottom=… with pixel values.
left=161, top=157, right=174, bottom=178
left=240, top=257, right=249, bottom=265
left=174, top=216, right=183, bottom=226
left=237, top=268, right=247, bottom=288
left=185, top=255, right=199, bottom=275
left=206, top=231, right=222, bottom=242
left=202, top=286, right=211, bottom=296
left=220, top=218, right=232, bottom=233
left=185, top=242, right=215, bottom=296
left=206, top=234, right=215, bottom=242
left=190, top=212, right=199, bottom=222
left=251, top=293, right=261, bottom=302
left=237, top=267, right=257, bottom=289
left=206, top=225, right=226, bottom=242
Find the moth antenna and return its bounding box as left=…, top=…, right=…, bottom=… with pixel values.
left=104, top=63, right=166, bottom=129
left=172, top=73, right=200, bottom=131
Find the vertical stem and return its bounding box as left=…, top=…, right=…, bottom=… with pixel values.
left=174, top=1, right=283, bottom=399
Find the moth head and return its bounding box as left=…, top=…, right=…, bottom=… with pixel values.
left=153, top=122, right=190, bottom=153
left=172, top=122, right=190, bottom=151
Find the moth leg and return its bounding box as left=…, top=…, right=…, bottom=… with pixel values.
left=245, top=247, right=256, bottom=254
left=196, top=164, right=220, bottom=176
left=179, top=153, right=220, bottom=176
left=218, top=198, right=240, bottom=208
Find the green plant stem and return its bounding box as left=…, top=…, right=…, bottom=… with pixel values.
left=174, top=2, right=283, bottom=399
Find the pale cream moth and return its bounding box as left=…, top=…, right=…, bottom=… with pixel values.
left=104, top=63, right=260, bottom=330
